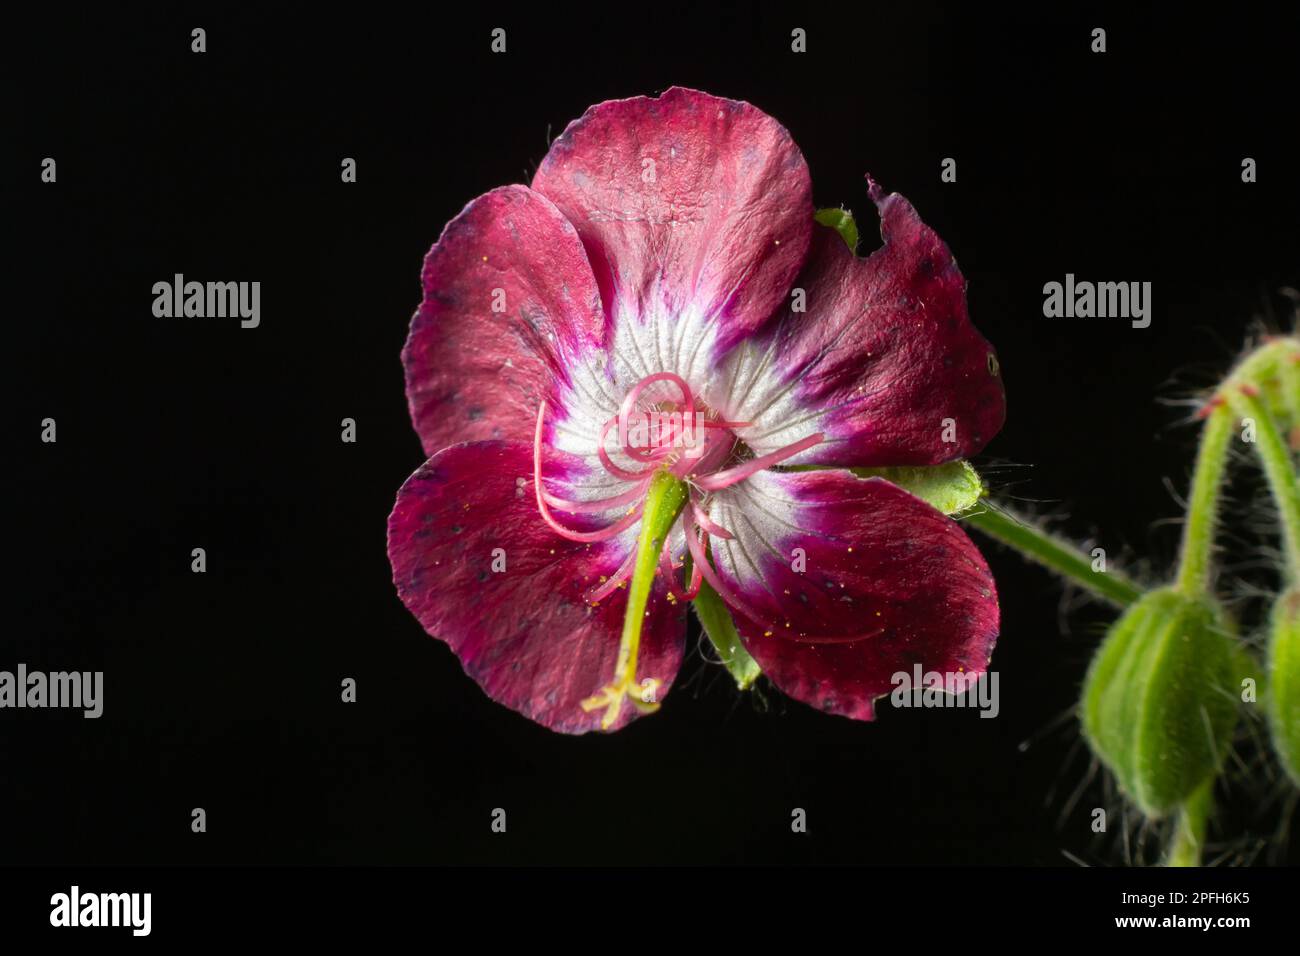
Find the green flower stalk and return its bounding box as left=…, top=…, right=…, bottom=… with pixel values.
left=963, top=506, right=1141, bottom=608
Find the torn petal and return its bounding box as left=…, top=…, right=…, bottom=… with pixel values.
left=725, top=186, right=1006, bottom=467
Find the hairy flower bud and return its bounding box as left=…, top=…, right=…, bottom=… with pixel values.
left=1081, top=588, right=1242, bottom=818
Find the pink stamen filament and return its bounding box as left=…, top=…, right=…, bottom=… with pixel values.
left=536, top=370, right=825, bottom=623
left=585, top=547, right=638, bottom=605
left=542, top=480, right=649, bottom=515
left=659, top=532, right=701, bottom=601
left=691, top=499, right=733, bottom=539
left=534, top=402, right=646, bottom=543
left=614, top=371, right=698, bottom=465
left=618, top=371, right=695, bottom=429
left=681, top=505, right=772, bottom=628
left=671, top=425, right=734, bottom=478
left=693, top=433, right=825, bottom=491
left=597, top=416, right=659, bottom=480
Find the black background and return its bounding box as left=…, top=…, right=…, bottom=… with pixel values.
left=7, top=4, right=1300, bottom=866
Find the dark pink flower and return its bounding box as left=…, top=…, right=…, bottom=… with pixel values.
left=388, top=88, right=1005, bottom=733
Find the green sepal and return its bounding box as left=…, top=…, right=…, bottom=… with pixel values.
left=814, top=207, right=858, bottom=253
left=1080, top=587, right=1243, bottom=819
left=851, top=460, right=986, bottom=516
left=692, top=575, right=762, bottom=690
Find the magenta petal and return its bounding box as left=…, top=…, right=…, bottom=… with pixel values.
left=706, top=469, right=999, bottom=720
left=737, top=184, right=1006, bottom=467
left=531, top=87, right=813, bottom=356
left=387, top=441, right=687, bottom=733
left=404, top=185, right=606, bottom=457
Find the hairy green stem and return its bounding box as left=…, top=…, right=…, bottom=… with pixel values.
left=963, top=506, right=1142, bottom=608
left=1174, top=403, right=1236, bottom=597
left=1164, top=778, right=1214, bottom=867
left=1228, top=389, right=1300, bottom=582
left=1175, top=336, right=1300, bottom=594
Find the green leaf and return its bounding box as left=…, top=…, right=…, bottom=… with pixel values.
left=814, top=207, right=858, bottom=253
left=1080, top=587, right=1243, bottom=819
left=691, top=575, right=762, bottom=690
left=851, top=460, right=986, bottom=516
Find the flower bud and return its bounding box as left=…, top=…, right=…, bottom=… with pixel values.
left=1255, top=338, right=1299, bottom=451
left=1081, top=587, right=1242, bottom=819
left=1267, top=588, right=1300, bottom=786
